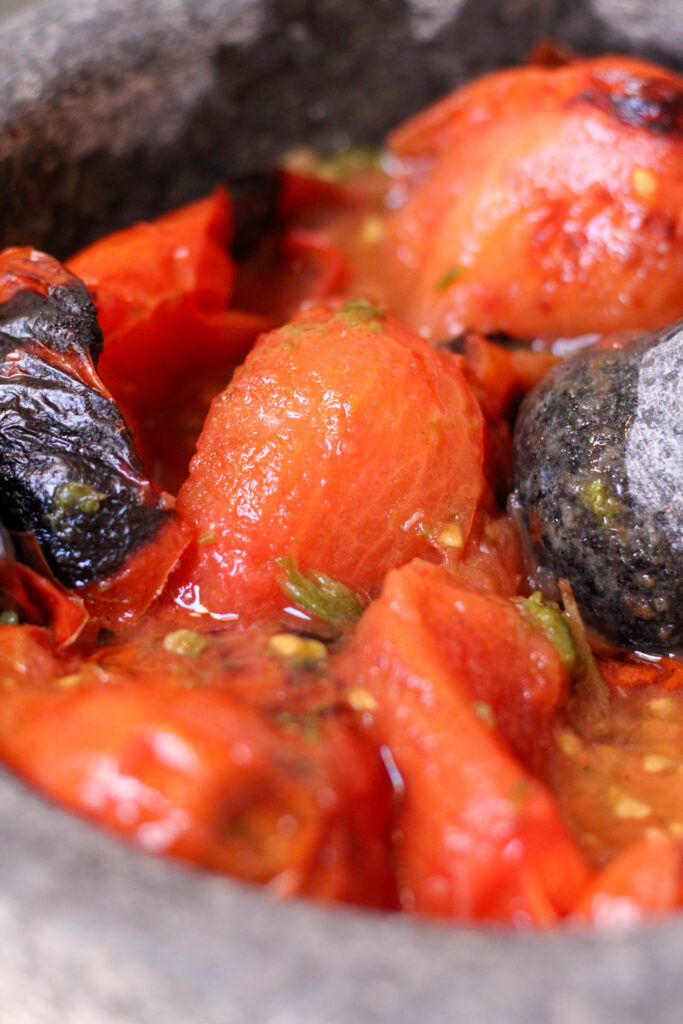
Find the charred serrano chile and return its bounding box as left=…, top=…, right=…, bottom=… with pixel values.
left=0, top=248, right=188, bottom=623
left=513, top=321, right=683, bottom=653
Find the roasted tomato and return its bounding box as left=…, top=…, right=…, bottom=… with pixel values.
left=572, top=834, right=683, bottom=928
left=68, top=188, right=271, bottom=492
left=0, top=556, right=86, bottom=647
left=333, top=560, right=589, bottom=925
left=383, top=56, right=683, bottom=341
left=0, top=248, right=189, bottom=630
left=169, top=299, right=486, bottom=628
left=0, top=624, right=397, bottom=907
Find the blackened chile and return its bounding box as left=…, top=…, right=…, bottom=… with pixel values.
left=513, top=321, right=683, bottom=654
left=0, top=249, right=171, bottom=588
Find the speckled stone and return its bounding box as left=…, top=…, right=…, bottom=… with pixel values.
left=4, top=772, right=683, bottom=1024
left=0, top=0, right=681, bottom=260
left=513, top=323, right=683, bottom=653
left=1, top=1, right=683, bottom=1022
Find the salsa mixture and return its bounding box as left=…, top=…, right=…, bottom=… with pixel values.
left=0, top=52, right=682, bottom=929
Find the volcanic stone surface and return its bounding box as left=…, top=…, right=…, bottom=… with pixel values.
left=514, top=323, right=683, bottom=653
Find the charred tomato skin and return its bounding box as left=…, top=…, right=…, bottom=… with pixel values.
left=513, top=322, right=683, bottom=653
left=384, top=56, right=683, bottom=341
left=0, top=249, right=175, bottom=589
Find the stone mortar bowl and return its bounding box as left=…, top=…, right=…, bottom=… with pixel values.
left=1, top=1, right=682, bottom=1021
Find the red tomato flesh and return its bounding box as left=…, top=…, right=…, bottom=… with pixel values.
left=170, top=300, right=486, bottom=625
left=333, top=559, right=590, bottom=925
left=382, top=57, right=683, bottom=341
left=0, top=625, right=397, bottom=907
left=68, top=189, right=270, bottom=492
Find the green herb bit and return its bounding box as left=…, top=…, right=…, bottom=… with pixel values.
left=0, top=610, right=19, bottom=625
left=162, top=629, right=208, bottom=657
left=579, top=477, right=621, bottom=525
left=278, top=557, right=364, bottom=630
left=321, top=145, right=384, bottom=181
left=274, top=710, right=321, bottom=742
left=434, top=265, right=463, bottom=292
left=337, top=297, right=386, bottom=332
left=515, top=591, right=576, bottom=674
left=280, top=321, right=319, bottom=339
left=198, top=529, right=218, bottom=547
left=49, top=481, right=105, bottom=523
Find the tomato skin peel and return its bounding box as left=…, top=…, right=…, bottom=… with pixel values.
left=68, top=187, right=271, bottom=494
left=333, top=560, right=590, bottom=925
left=170, top=299, right=486, bottom=626
left=383, top=56, right=683, bottom=342
left=0, top=248, right=189, bottom=629
left=0, top=624, right=398, bottom=908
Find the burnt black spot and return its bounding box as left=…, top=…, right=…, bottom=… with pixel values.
left=437, top=334, right=467, bottom=355
left=577, top=73, right=683, bottom=136
left=437, top=331, right=531, bottom=355
left=229, top=170, right=283, bottom=261
left=0, top=279, right=103, bottom=363
left=0, top=264, right=169, bottom=587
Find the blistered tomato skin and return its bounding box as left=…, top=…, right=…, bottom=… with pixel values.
left=513, top=320, right=683, bottom=653
left=385, top=56, right=683, bottom=341
left=0, top=248, right=187, bottom=614
left=170, top=300, right=486, bottom=624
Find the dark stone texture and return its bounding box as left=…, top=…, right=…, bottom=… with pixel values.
left=552, top=0, right=683, bottom=67
left=0, top=0, right=680, bottom=259
left=3, top=771, right=683, bottom=1024
left=0, top=0, right=553, bottom=258
left=513, top=325, right=683, bottom=653
left=0, top=0, right=682, bottom=1021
